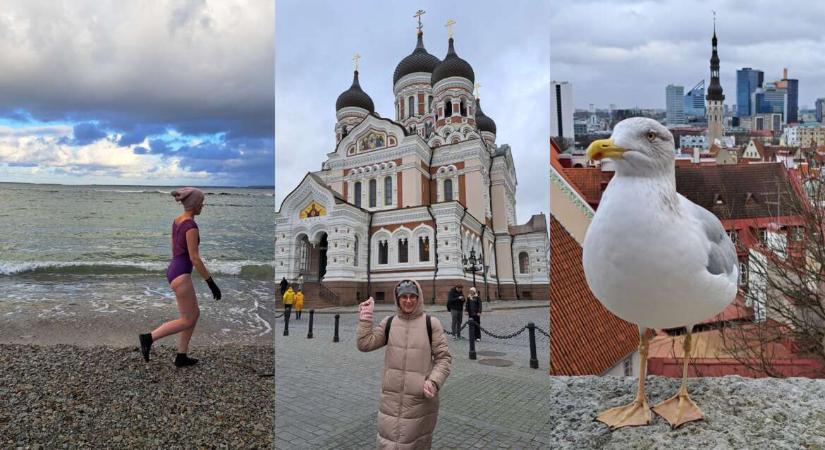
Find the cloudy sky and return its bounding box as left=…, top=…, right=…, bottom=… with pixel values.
left=276, top=0, right=551, bottom=222
left=551, top=0, right=825, bottom=110
left=0, top=0, right=274, bottom=186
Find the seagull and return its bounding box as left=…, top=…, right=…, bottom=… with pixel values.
left=582, top=117, right=738, bottom=429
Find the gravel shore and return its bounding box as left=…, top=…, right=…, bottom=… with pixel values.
left=0, top=344, right=274, bottom=448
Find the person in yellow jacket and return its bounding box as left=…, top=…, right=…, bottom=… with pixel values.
left=295, top=288, right=304, bottom=320
left=282, top=286, right=295, bottom=320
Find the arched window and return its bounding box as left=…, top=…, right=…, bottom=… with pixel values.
left=418, top=236, right=430, bottom=262
left=354, top=181, right=362, bottom=207
left=369, top=179, right=377, bottom=208
left=444, top=179, right=453, bottom=201
left=445, top=99, right=453, bottom=117
left=378, top=240, right=388, bottom=264
left=408, top=96, right=414, bottom=117
left=428, top=95, right=433, bottom=113
left=460, top=99, right=466, bottom=116
left=398, top=238, right=408, bottom=263
left=518, top=252, right=529, bottom=274
left=353, top=236, right=359, bottom=267
left=384, top=176, right=393, bottom=206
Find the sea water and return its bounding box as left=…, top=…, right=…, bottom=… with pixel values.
left=0, top=183, right=275, bottom=335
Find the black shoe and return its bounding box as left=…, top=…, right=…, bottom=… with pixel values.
left=139, top=333, right=153, bottom=362
left=174, top=353, right=199, bottom=367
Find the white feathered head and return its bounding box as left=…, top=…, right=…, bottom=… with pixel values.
left=587, top=117, right=676, bottom=177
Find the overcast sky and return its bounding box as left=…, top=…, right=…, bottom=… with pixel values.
left=551, top=0, right=825, bottom=110
left=0, top=0, right=274, bottom=186
left=275, top=0, right=551, bottom=222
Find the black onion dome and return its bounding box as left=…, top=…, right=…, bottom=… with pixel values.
left=393, top=32, right=441, bottom=85
left=474, top=98, right=496, bottom=134
left=431, top=38, right=475, bottom=86
left=335, top=70, right=375, bottom=112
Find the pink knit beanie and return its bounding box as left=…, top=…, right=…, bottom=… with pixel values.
left=171, top=187, right=204, bottom=211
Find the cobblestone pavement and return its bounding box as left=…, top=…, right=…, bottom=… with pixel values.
left=274, top=307, right=550, bottom=449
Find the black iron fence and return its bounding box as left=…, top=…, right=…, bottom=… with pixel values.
left=277, top=309, right=549, bottom=370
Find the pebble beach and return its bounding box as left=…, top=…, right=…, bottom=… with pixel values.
left=0, top=344, right=274, bottom=448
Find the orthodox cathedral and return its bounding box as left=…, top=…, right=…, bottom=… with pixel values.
left=275, top=19, right=549, bottom=305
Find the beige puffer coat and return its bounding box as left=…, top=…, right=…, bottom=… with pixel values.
left=357, top=280, right=452, bottom=449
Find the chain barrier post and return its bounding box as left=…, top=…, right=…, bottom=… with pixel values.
left=468, top=318, right=477, bottom=360
left=333, top=314, right=340, bottom=343
left=283, top=307, right=290, bottom=336
left=528, top=322, right=538, bottom=369
left=307, top=309, right=315, bottom=339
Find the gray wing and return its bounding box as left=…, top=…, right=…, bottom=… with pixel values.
left=683, top=197, right=737, bottom=276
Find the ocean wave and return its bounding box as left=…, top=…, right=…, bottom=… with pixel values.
left=90, top=189, right=272, bottom=197
left=0, top=260, right=275, bottom=279
left=96, top=189, right=169, bottom=195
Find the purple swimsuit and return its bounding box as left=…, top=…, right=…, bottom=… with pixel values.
left=166, top=219, right=199, bottom=284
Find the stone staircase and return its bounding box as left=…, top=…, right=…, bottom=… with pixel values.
left=282, top=282, right=338, bottom=310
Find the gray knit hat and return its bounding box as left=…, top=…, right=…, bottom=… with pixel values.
left=394, top=279, right=420, bottom=299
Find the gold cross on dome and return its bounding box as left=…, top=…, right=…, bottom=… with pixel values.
left=352, top=53, right=361, bottom=71
left=414, top=10, right=425, bottom=32
left=474, top=83, right=481, bottom=98
left=445, top=19, right=456, bottom=38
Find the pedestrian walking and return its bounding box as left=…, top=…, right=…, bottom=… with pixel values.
left=447, top=285, right=465, bottom=339
left=357, top=280, right=452, bottom=449
left=282, top=285, right=295, bottom=320
left=279, top=277, right=289, bottom=298
left=466, top=287, right=482, bottom=341
left=138, top=187, right=221, bottom=367
left=295, top=288, right=304, bottom=320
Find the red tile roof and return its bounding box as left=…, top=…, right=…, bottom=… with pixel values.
left=550, top=140, right=590, bottom=202
left=675, top=163, right=801, bottom=220
left=561, top=168, right=604, bottom=206
left=550, top=216, right=639, bottom=375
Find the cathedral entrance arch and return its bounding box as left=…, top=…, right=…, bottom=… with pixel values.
left=295, top=230, right=329, bottom=282
left=317, top=232, right=328, bottom=280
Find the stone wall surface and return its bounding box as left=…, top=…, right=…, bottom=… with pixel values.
left=549, top=375, right=825, bottom=449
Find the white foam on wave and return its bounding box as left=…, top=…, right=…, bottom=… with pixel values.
left=0, top=260, right=165, bottom=275
left=0, top=259, right=275, bottom=276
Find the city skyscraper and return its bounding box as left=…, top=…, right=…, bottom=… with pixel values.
left=816, top=98, right=825, bottom=123
left=736, top=67, right=763, bottom=117
left=706, top=21, right=725, bottom=145
left=776, top=69, right=799, bottom=123
left=753, top=82, right=788, bottom=123
left=550, top=80, right=574, bottom=143
left=666, top=84, right=685, bottom=124
left=684, top=80, right=705, bottom=118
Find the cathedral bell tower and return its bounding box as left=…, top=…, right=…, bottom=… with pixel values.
left=430, top=20, right=476, bottom=146
left=706, top=16, right=725, bottom=146
left=335, top=55, right=375, bottom=144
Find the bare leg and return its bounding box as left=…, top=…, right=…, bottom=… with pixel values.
left=653, top=327, right=703, bottom=428
left=596, top=326, right=652, bottom=429
left=151, top=275, right=200, bottom=353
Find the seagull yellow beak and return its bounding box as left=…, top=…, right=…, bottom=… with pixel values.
left=586, top=138, right=626, bottom=161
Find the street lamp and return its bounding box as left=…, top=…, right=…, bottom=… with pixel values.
left=462, top=248, right=484, bottom=290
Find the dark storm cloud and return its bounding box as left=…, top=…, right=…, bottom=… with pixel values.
left=276, top=0, right=551, bottom=221
left=71, top=122, right=108, bottom=145
left=551, top=0, right=825, bottom=109
left=0, top=0, right=274, bottom=185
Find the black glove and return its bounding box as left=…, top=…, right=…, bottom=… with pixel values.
left=206, top=277, right=222, bottom=300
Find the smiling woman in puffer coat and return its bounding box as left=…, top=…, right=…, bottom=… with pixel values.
left=357, top=279, right=452, bottom=449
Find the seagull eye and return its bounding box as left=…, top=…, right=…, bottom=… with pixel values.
left=646, top=131, right=657, bottom=142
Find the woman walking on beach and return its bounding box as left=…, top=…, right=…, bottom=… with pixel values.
left=139, top=187, right=222, bottom=367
